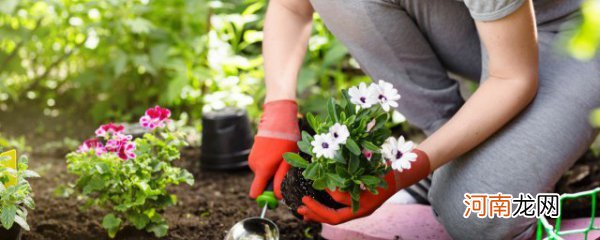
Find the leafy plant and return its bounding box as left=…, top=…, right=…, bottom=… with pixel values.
left=0, top=150, right=39, bottom=231
left=566, top=0, right=600, bottom=60
left=66, top=106, right=194, bottom=238
left=284, top=81, right=413, bottom=212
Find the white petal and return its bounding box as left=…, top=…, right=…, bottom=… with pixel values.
left=397, top=136, right=406, bottom=146
left=402, top=153, right=418, bottom=162
left=381, top=103, right=390, bottom=111
left=400, top=160, right=412, bottom=170
left=399, top=141, right=414, bottom=153
left=391, top=160, right=402, bottom=171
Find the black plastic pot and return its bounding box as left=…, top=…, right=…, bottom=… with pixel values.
left=0, top=225, right=23, bottom=240
left=200, top=108, right=254, bottom=170
left=281, top=166, right=346, bottom=219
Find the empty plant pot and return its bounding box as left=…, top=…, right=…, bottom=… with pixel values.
left=200, top=108, right=253, bottom=170
left=0, top=225, right=22, bottom=240
left=281, top=165, right=346, bottom=219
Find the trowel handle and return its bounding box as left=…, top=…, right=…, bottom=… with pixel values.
left=256, top=180, right=278, bottom=210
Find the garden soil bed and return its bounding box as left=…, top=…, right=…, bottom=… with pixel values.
left=22, top=149, right=323, bottom=240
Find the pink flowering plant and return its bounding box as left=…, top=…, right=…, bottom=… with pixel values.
left=284, top=80, right=416, bottom=212
left=66, top=106, right=194, bottom=238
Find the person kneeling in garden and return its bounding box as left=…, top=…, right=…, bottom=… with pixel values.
left=248, top=0, right=600, bottom=239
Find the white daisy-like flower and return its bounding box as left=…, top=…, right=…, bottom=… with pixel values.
left=348, top=82, right=377, bottom=109
left=370, top=80, right=401, bottom=111
left=311, top=133, right=340, bottom=159
left=328, top=123, right=350, bottom=145
left=381, top=136, right=417, bottom=172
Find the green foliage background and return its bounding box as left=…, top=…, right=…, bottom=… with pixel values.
left=0, top=0, right=365, bottom=126
left=0, top=0, right=597, bottom=127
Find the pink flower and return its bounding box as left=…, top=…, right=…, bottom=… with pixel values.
left=117, top=142, right=136, bottom=160
left=140, top=105, right=171, bottom=130
left=95, top=123, right=125, bottom=138
left=105, top=133, right=132, bottom=152
left=77, top=138, right=107, bottom=156
left=362, top=149, right=373, bottom=160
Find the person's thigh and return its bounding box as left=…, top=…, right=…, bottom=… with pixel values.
left=309, top=0, right=476, bottom=134
left=399, top=0, right=482, bottom=81
left=429, top=31, right=600, bottom=240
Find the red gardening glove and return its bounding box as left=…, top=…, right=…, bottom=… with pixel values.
left=248, top=100, right=300, bottom=199
left=297, top=149, right=431, bottom=225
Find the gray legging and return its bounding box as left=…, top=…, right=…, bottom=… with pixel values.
left=308, top=0, right=600, bottom=239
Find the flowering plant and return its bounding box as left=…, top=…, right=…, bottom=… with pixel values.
left=284, top=80, right=416, bottom=212
left=0, top=151, right=39, bottom=231
left=66, top=106, right=194, bottom=238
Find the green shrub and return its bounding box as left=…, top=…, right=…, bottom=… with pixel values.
left=0, top=150, right=39, bottom=231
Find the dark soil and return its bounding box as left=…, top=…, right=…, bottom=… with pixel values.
left=555, top=150, right=600, bottom=219
left=281, top=167, right=346, bottom=220
left=22, top=149, right=323, bottom=240
left=0, top=224, right=23, bottom=240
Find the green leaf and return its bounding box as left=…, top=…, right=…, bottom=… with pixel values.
left=373, top=114, right=389, bottom=131
left=298, top=141, right=312, bottom=155
left=148, top=223, right=169, bottom=237
left=332, top=150, right=345, bottom=164
left=327, top=98, right=339, bottom=122
left=283, top=153, right=309, bottom=168
left=1, top=205, right=16, bottom=229
left=102, top=214, right=122, bottom=238
left=361, top=141, right=380, bottom=152
left=303, top=163, right=319, bottom=180
left=348, top=155, right=360, bottom=174
left=323, top=41, right=348, bottom=67
left=161, top=74, right=187, bottom=104
left=13, top=215, right=29, bottom=231
left=23, top=196, right=35, bottom=209
left=350, top=188, right=361, bottom=213
left=179, top=170, right=195, bottom=186
left=590, top=108, right=600, bottom=127
left=326, top=173, right=345, bottom=187
left=83, top=175, right=106, bottom=194
left=102, top=214, right=122, bottom=230
left=306, top=113, right=318, bottom=132
left=359, top=175, right=381, bottom=186
left=345, top=139, right=361, bottom=156
left=21, top=170, right=40, bottom=178
left=301, top=131, right=314, bottom=145
left=312, top=178, right=327, bottom=190
left=298, top=68, right=317, bottom=94
left=128, top=212, right=150, bottom=230
left=344, top=115, right=357, bottom=126
left=335, top=165, right=350, bottom=178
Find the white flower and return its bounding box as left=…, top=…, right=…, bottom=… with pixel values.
left=392, top=110, right=406, bottom=124
left=348, top=82, right=377, bottom=109
left=311, top=133, right=340, bottom=159
left=371, top=80, right=401, bottom=111
left=381, top=136, right=417, bottom=172
left=328, top=123, right=350, bottom=145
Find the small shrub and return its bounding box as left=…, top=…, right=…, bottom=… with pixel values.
left=0, top=150, right=39, bottom=231
left=66, top=106, right=194, bottom=238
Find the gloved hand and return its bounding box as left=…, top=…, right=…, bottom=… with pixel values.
left=249, top=100, right=300, bottom=199
left=297, top=149, right=431, bottom=225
